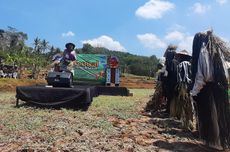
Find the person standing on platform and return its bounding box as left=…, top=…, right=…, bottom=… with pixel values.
left=60, top=42, right=76, bottom=72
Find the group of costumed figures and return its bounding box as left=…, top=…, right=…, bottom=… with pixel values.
left=145, top=30, right=230, bottom=150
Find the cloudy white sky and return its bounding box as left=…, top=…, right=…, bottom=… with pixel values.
left=0, top=0, right=229, bottom=57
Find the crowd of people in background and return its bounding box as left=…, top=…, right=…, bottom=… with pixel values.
left=0, top=63, right=18, bottom=79
left=0, top=42, right=77, bottom=79
left=145, top=30, right=230, bottom=150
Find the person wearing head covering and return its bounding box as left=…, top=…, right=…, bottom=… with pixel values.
left=63, top=43, right=76, bottom=62
left=164, top=45, right=178, bottom=114
left=170, top=50, right=193, bottom=130
left=191, top=31, right=230, bottom=150
left=60, top=43, right=76, bottom=72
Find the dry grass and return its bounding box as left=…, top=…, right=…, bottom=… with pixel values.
left=0, top=76, right=211, bottom=152
left=0, top=74, right=154, bottom=92
left=0, top=78, right=46, bottom=92
left=120, top=76, right=155, bottom=89
left=0, top=89, right=211, bottom=152
left=0, top=90, right=154, bottom=151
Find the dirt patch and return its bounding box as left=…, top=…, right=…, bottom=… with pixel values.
left=0, top=75, right=154, bottom=92
left=0, top=78, right=46, bottom=92
left=107, top=111, right=217, bottom=152
left=119, top=76, right=155, bottom=89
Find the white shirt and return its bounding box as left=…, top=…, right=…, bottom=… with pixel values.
left=191, top=42, right=214, bottom=96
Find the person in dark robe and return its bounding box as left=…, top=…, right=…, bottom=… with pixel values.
left=191, top=30, right=230, bottom=150
left=164, top=45, right=178, bottom=114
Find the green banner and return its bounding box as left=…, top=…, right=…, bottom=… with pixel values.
left=73, top=54, right=107, bottom=84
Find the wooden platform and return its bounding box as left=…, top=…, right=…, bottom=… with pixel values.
left=16, top=85, right=130, bottom=107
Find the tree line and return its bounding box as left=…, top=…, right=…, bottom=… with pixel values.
left=0, top=27, right=159, bottom=79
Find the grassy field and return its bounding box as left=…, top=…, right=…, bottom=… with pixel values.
left=0, top=89, right=213, bottom=152
left=0, top=89, right=154, bottom=151
left=0, top=72, right=215, bottom=152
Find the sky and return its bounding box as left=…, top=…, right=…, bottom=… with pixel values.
left=0, top=0, right=230, bottom=57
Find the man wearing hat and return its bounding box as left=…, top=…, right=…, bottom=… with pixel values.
left=60, top=42, right=76, bottom=72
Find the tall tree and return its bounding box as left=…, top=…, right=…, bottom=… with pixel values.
left=41, top=39, right=49, bottom=53
left=33, top=37, right=41, bottom=54
left=31, top=37, right=49, bottom=79
left=0, top=27, right=28, bottom=53
left=5, top=44, right=33, bottom=79
left=82, top=43, right=93, bottom=54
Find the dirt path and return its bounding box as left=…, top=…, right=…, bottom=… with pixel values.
left=106, top=111, right=218, bottom=152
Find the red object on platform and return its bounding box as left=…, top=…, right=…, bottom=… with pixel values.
left=109, top=56, right=119, bottom=68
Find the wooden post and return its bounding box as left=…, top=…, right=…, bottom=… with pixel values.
left=16, top=98, right=19, bottom=107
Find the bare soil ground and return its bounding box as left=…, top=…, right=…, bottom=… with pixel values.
left=119, top=75, right=155, bottom=89
left=0, top=75, right=154, bottom=92
left=0, top=78, right=46, bottom=92
left=0, top=76, right=225, bottom=152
